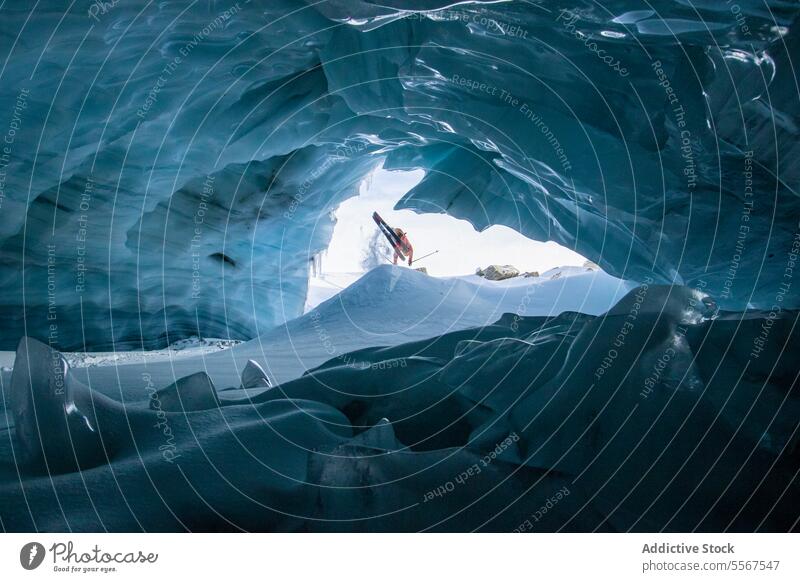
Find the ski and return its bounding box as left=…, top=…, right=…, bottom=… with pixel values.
left=372, top=211, right=407, bottom=259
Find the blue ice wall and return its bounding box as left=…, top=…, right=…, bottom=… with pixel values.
left=0, top=1, right=798, bottom=349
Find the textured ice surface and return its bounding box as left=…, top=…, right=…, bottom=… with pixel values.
left=0, top=1, right=798, bottom=349
left=2, top=277, right=798, bottom=531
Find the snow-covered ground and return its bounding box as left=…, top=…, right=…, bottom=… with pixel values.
left=3, top=263, right=797, bottom=532
left=304, top=272, right=363, bottom=312
left=64, top=337, right=244, bottom=368
left=283, top=264, right=635, bottom=382
left=1, top=264, right=635, bottom=404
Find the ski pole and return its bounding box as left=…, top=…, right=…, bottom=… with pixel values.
left=411, top=250, right=439, bottom=264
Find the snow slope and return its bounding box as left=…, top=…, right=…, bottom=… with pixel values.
left=0, top=265, right=633, bottom=404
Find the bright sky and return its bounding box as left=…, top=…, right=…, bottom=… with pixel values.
left=323, top=166, right=587, bottom=277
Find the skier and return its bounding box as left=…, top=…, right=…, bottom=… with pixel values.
left=392, top=227, right=414, bottom=266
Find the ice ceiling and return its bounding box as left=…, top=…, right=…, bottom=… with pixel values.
left=0, top=0, right=798, bottom=350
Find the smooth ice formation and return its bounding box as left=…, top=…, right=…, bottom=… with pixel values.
left=0, top=1, right=798, bottom=349
left=2, top=280, right=798, bottom=531
left=152, top=371, right=220, bottom=413
left=10, top=337, right=112, bottom=473
left=240, top=359, right=272, bottom=389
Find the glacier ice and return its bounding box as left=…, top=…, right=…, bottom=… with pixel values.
left=10, top=337, right=110, bottom=473
left=2, top=270, right=798, bottom=531
left=152, top=371, right=220, bottom=413
left=240, top=359, right=272, bottom=389
left=0, top=1, right=798, bottom=349
left=0, top=1, right=799, bottom=532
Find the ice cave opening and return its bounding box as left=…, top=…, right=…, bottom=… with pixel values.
left=307, top=165, right=593, bottom=311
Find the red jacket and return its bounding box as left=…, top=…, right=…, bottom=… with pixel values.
left=393, top=235, right=414, bottom=265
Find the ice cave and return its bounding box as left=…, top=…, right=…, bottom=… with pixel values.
left=0, top=0, right=798, bottom=532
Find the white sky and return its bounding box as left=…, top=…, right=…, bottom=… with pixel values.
left=323, top=167, right=587, bottom=277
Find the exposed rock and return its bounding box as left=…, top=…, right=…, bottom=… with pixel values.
left=414, top=267, right=428, bottom=275
left=522, top=271, right=540, bottom=278
left=476, top=265, right=520, bottom=281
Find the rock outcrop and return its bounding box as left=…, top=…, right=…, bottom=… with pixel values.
left=476, top=265, right=520, bottom=281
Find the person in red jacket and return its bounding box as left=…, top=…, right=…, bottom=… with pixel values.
left=392, top=227, right=414, bottom=266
